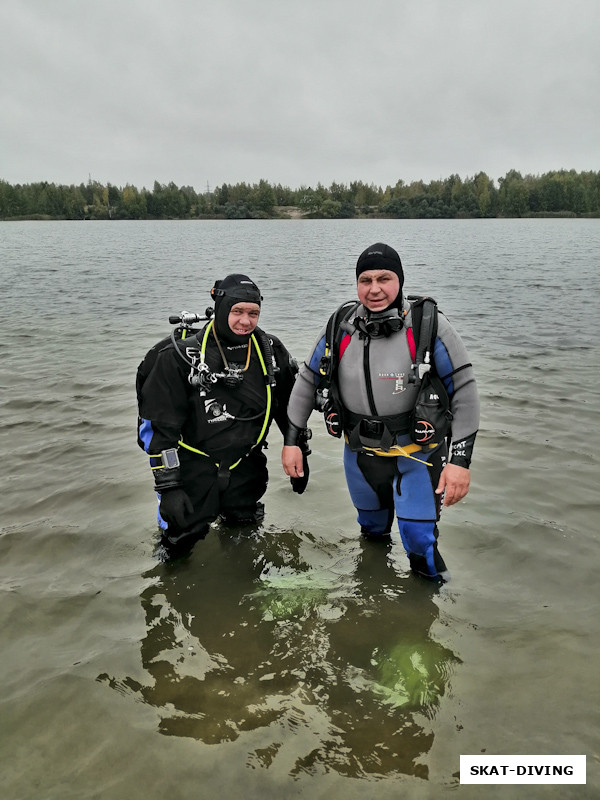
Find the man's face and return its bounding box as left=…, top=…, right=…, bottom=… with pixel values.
left=357, top=269, right=400, bottom=312
left=228, top=302, right=260, bottom=335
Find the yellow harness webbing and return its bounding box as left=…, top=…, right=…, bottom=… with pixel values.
left=178, top=330, right=272, bottom=471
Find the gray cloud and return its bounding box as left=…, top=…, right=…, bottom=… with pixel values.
left=1, top=0, right=598, bottom=190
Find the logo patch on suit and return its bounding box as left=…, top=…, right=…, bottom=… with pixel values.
left=378, top=371, right=406, bottom=394
left=205, top=398, right=233, bottom=424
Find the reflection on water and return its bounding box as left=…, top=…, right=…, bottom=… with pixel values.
left=99, top=524, right=459, bottom=780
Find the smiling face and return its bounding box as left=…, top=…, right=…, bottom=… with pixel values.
left=228, top=302, right=260, bottom=335
left=356, top=269, right=401, bottom=312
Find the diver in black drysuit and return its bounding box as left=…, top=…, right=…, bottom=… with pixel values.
left=137, top=274, right=301, bottom=554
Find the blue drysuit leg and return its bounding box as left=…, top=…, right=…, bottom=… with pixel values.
left=393, top=443, right=448, bottom=580
left=344, top=441, right=449, bottom=579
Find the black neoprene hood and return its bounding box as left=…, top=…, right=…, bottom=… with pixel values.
left=212, top=273, right=262, bottom=345
left=356, top=243, right=404, bottom=311
left=356, top=242, right=404, bottom=287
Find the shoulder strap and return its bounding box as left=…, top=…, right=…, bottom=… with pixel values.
left=407, top=295, right=438, bottom=388
left=318, top=300, right=359, bottom=388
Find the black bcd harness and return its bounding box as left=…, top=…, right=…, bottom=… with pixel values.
left=314, top=296, right=453, bottom=449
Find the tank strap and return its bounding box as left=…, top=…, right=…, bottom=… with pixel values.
left=345, top=410, right=411, bottom=434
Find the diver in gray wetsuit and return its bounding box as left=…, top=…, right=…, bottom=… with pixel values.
left=282, top=243, right=480, bottom=582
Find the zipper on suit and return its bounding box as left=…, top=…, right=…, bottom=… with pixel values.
left=363, top=337, right=378, bottom=416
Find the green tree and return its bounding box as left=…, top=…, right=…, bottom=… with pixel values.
left=297, top=187, right=321, bottom=214
left=319, top=198, right=343, bottom=218
left=62, top=185, right=87, bottom=219
left=381, top=196, right=410, bottom=217
left=539, top=173, right=565, bottom=212
left=120, top=184, right=147, bottom=218
left=473, top=172, right=495, bottom=217
left=248, top=179, right=276, bottom=214
left=498, top=170, right=528, bottom=217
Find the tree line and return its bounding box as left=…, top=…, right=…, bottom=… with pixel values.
left=1, top=169, right=599, bottom=221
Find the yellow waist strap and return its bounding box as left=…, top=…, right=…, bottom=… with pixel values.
left=344, top=436, right=436, bottom=465
left=178, top=439, right=243, bottom=470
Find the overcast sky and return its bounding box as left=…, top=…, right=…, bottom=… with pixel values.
left=1, top=0, right=598, bottom=191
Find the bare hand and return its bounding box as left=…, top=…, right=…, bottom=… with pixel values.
left=435, top=463, right=470, bottom=507
left=282, top=445, right=304, bottom=478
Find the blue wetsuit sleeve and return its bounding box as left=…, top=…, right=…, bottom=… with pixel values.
left=137, top=417, right=181, bottom=456
left=307, top=335, right=327, bottom=379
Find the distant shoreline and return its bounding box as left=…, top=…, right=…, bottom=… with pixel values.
left=2, top=171, right=598, bottom=219
left=2, top=207, right=598, bottom=222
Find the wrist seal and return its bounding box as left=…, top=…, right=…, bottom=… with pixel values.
left=154, top=466, right=183, bottom=493
left=284, top=421, right=312, bottom=452
left=449, top=432, right=477, bottom=469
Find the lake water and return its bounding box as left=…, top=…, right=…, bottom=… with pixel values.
left=1, top=218, right=599, bottom=799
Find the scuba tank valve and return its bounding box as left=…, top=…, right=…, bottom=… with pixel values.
left=169, top=308, right=214, bottom=328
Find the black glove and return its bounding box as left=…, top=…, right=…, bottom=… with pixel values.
left=290, top=449, right=310, bottom=494
left=284, top=422, right=311, bottom=495
left=159, top=488, right=194, bottom=529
